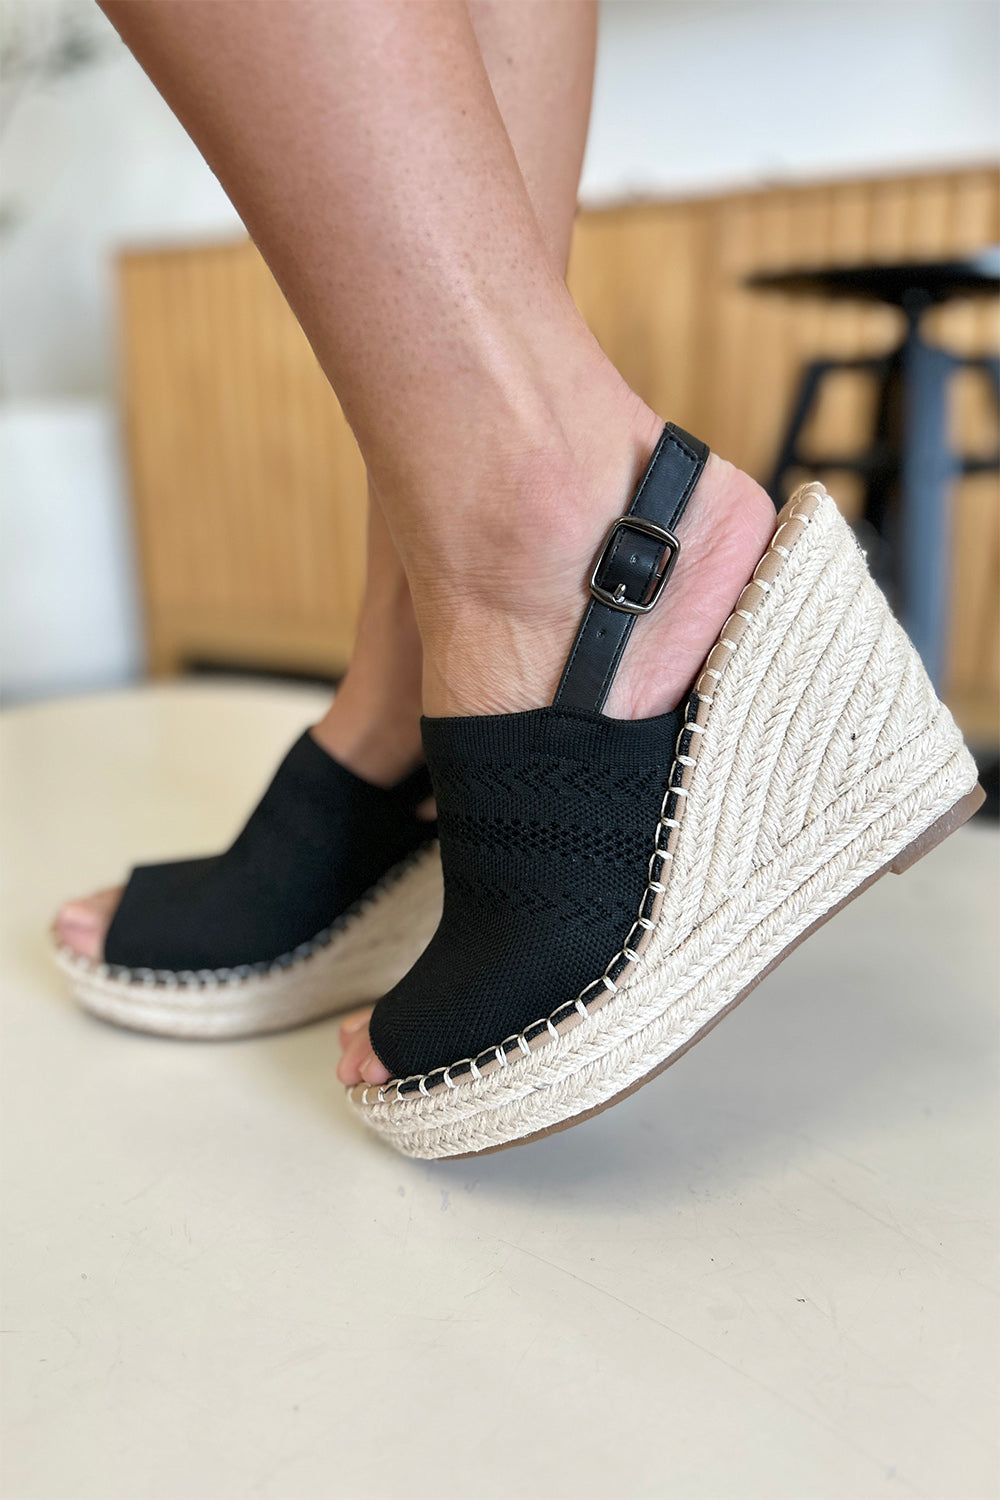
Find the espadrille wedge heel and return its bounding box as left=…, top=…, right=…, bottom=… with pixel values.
left=54, top=732, right=442, bottom=1039
left=348, top=424, right=982, bottom=1159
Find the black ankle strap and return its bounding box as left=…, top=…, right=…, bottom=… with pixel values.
left=552, top=422, right=710, bottom=714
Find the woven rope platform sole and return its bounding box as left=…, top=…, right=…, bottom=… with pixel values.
left=54, top=845, right=443, bottom=1040
left=452, top=780, right=983, bottom=1157
left=350, top=484, right=981, bottom=1159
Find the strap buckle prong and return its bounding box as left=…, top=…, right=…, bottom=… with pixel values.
left=589, top=516, right=681, bottom=616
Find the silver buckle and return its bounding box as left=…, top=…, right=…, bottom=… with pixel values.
left=589, top=516, right=680, bottom=615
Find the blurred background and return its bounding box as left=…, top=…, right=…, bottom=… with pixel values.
left=2, top=0, right=998, bottom=752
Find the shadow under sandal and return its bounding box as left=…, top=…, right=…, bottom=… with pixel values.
left=351, top=422, right=983, bottom=1159
left=54, top=732, right=442, bottom=1038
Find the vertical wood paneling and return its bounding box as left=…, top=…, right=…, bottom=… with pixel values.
left=121, top=165, right=999, bottom=729
left=569, top=203, right=708, bottom=429
left=569, top=167, right=999, bottom=731
left=121, top=241, right=366, bottom=676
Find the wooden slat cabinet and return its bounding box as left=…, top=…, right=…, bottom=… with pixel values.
left=121, top=242, right=367, bottom=678
left=120, top=165, right=999, bottom=736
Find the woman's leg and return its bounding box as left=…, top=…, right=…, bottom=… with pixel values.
left=314, top=0, right=597, bottom=776
left=56, top=0, right=597, bottom=959
left=310, top=489, right=425, bottom=782
left=89, top=0, right=774, bottom=1091
left=95, top=0, right=770, bottom=729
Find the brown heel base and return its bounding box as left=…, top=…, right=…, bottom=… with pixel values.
left=890, top=783, right=986, bottom=874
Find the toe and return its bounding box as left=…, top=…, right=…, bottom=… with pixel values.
left=338, top=1006, right=374, bottom=1048
left=54, top=887, right=122, bottom=961
left=337, top=1025, right=370, bottom=1085
left=337, top=1022, right=390, bottom=1087
left=360, top=1049, right=391, bottom=1086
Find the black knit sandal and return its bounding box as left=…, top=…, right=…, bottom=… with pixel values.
left=349, top=423, right=982, bottom=1158
left=53, top=731, right=442, bottom=1038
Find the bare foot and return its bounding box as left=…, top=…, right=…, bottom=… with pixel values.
left=336, top=436, right=776, bottom=1087
left=338, top=1004, right=390, bottom=1085
left=336, top=1006, right=384, bottom=1085
left=54, top=887, right=123, bottom=962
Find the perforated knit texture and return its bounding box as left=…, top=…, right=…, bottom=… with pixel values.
left=104, top=732, right=435, bottom=971
left=369, top=705, right=681, bottom=1079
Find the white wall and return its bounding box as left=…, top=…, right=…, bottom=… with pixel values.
left=0, top=1, right=241, bottom=401
left=583, top=0, right=1000, bottom=203
left=1, top=0, right=997, bottom=698
left=0, top=401, right=140, bottom=700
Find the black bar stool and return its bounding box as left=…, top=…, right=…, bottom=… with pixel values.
left=749, top=250, right=1000, bottom=688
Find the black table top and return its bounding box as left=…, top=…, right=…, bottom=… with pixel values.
left=747, top=249, right=1000, bottom=307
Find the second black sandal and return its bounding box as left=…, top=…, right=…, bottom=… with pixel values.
left=53, top=731, right=442, bottom=1038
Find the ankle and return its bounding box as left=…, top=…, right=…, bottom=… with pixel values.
left=314, top=632, right=424, bottom=787
left=410, top=385, right=666, bottom=716
left=416, top=438, right=775, bottom=722
left=603, top=453, right=775, bottom=717
left=312, top=702, right=423, bottom=786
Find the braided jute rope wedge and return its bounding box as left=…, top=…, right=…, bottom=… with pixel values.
left=349, top=482, right=982, bottom=1158
left=54, top=846, right=442, bottom=1040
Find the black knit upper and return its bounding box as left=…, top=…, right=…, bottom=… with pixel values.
left=368, top=705, right=681, bottom=1079
left=104, top=731, right=435, bottom=971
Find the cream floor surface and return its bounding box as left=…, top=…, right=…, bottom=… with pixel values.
left=2, top=681, right=998, bottom=1500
